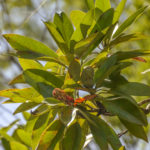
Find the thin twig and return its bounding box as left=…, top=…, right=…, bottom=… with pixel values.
left=19, top=0, right=48, bottom=28
left=118, top=130, right=128, bottom=138
left=138, top=99, right=150, bottom=106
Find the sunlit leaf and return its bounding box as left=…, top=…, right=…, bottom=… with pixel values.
left=18, top=58, right=43, bottom=70
left=9, top=74, right=25, bottom=85
left=70, top=10, right=86, bottom=28
left=61, top=122, right=82, bottom=150
left=113, top=0, right=127, bottom=23
left=37, top=119, right=65, bottom=150
left=95, top=0, right=111, bottom=12
left=54, top=12, right=74, bottom=48
left=44, top=22, right=69, bottom=54
left=113, top=6, right=148, bottom=38
left=3, top=34, right=58, bottom=58
left=0, top=88, right=43, bottom=103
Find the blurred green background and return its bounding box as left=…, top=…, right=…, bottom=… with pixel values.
left=0, top=0, right=150, bottom=149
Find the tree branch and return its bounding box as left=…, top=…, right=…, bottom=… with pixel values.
left=118, top=130, right=128, bottom=138
left=138, top=99, right=150, bottom=106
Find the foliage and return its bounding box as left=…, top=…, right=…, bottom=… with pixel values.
left=0, top=0, right=150, bottom=150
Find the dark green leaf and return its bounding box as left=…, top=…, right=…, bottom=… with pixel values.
left=31, top=104, right=50, bottom=116
left=78, top=108, right=121, bottom=150
left=13, top=102, right=39, bottom=115
left=74, top=32, right=104, bottom=58
left=1, top=138, right=11, bottom=150
left=102, top=97, right=147, bottom=126
left=68, top=59, right=81, bottom=82
left=59, top=106, right=73, bottom=125
left=23, top=69, right=63, bottom=97
left=3, top=34, right=58, bottom=59
left=94, top=54, right=117, bottom=87
left=61, top=122, right=82, bottom=150
left=81, top=66, right=94, bottom=88
left=120, top=118, right=148, bottom=141
left=110, top=33, right=147, bottom=47
left=91, top=8, right=114, bottom=33
left=114, top=82, right=150, bottom=96
left=113, top=6, right=148, bottom=38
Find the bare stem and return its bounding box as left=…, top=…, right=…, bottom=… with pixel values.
left=138, top=99, right=150, bottom=106
left=118, top=130, right=128, bottom=138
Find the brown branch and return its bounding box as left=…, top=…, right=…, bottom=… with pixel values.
left=141, top=104, right=150, bottom=114
left=138, top=99, right=150, bottom=106
left=118, top=130, right=128, bottom=138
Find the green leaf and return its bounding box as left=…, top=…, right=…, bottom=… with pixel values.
left=113, top=6, right=148, bottom=38
left=37, top=119, right=65, bottom=150
left=10, top=141, right=28, bottom=150
left=59, top=106, right=73, bottom=125
left=54, top=12, right=74, bottom=48
left=1, top=138, right=11, bottom=150
left=78, top=108, right=121, bottom=150
left=45, top=97, right=62, bottom=104
left=110, top=33, right=147, bottom=47
left=113, top=0, right=127, bottom=23
left=31, top=104, right=50, bottom=116
left=13, top=102, right=39, bottom=115
left=61, top=122, right=82, bottom=150
left=1, top=120, right=19, bottom=133
left=74, top=32, right=104, bottom=58
left=32, top=112, right=52, bottom=150
left=114, top=82, right=150, bottom=96
left=81, top=66, right=94, bottom=88
left=68, top=59, right=81, bottom=82
left=94, top=54, right=117, bottom=87
left=36, top=56, right=67, bottom=68
left=95, top=0, right=111, bottom=12
left=116, top=50, right=150, bottom=61
left=70, top=9, right=94, bottom=49
left=91, top=8, right=114, bottom=33
left=3, top=34, right=58, bottom=58
left=85, top=0, right=94, bottom=9
left=9, top=74, right=25, bottom=85
left=23, top=69, right=63, bottom=97
left=102, top=97, right=147, bottom=126
left=0, top=88, right=43, bottom=103
left=44, top=22, right=69, bottom=54
left=120, top=118, right=148, bottom=141
left=17, top=129, right=32, bottom=146
left=18, top=58, right=43, bottom=70
left=70, top=10, right=86, bottom=28
left=90, top=51, right=108, bottom=67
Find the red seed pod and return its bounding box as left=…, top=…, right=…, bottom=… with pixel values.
left=52, top=88, right=74, bottom=105
left=132, top=57, right=147, bottom=63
